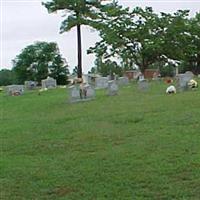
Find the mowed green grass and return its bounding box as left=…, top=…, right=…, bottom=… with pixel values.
left=1, top=81, right=200, bottom=200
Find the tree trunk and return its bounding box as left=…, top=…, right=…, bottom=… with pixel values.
left=77, top=24, right=82, bottom=78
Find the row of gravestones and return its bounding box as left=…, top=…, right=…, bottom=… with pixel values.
left=137, top=71, right=196, bottom=92
left=5, top=76, right=127, bottom=96
left=69, top=80, right=119, bottom=103
left=6, top=77, right=57, bottom=96
left=94, top=76, right=129, bottom=89
left=5, top=71, right=195, bottom=97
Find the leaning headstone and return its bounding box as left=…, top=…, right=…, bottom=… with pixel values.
left=117, top=77, right=129, bottom=86
left=177, top=71, right=194, bottom=91
left=6, top=85, right=24, bottom=96
left=41, top=77, right=57, bottom=89
left=107, top=81, right=118, bottom=96
left=68, top=84, right=95, bottom=103
left=138, top=79, right=149, bottom=92
left=24, top=81, right=37, bottom=90
left=95, top=77, right=109, bottom=89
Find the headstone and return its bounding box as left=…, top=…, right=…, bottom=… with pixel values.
left=177, top=71, right=194, bottom=91
left=6, top=85, right=24, bottom=96
left=117, top=77, right=129, bottom=86
left=68, top=84, right=95, bottom=103
left=138, top=79, right=149, bottom=92
left=95, top=77, right=109, bottom=89
left=41, top=77, right=57, bottom=89
left=138, top=74, right=145, bottom=81
left=24, top=81, right=37, bottom=90
left=84, top=84, right=95, bottom=99
left=68, top=85, right=80, bottom=102
left=107, top=80, right=118, bottom=96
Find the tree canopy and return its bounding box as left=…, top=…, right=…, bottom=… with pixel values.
left=12, top=41, right=69, bottom=84
left=88, top=3, right=200, bottom=75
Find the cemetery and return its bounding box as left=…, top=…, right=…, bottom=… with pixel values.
left=1, top=78, right=200, bottom=199
left=1, top=0, right=200, bottom=199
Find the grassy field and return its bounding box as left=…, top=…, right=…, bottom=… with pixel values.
left=1, top=81, right=200, bottom=200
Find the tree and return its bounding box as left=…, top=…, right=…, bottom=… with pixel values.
left=88, top=5, right=198, bottom=75
left=42, top=0, right=103, bottom=78
left=88, top=6, right=164, bottom=73
left=12, top=41, right=69, bottom=84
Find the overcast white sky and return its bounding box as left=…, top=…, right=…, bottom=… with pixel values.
left=1, top=0, right=200, bottom=73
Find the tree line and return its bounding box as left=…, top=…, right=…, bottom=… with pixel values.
left=1, top=1, right=199, bottom=85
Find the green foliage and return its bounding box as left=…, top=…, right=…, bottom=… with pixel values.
left=88, top=4, right=200, bottom=75
left=1, top=82, right=200, bottom=199
left=42, top=0, right=103, bottom=78
left=90, top=59, right=123, bottom=76
left=12, top=41, right=69, bottom=84
left=160, top=65, right=175, bottom=77
left=0, top=69, right=17, bottom=86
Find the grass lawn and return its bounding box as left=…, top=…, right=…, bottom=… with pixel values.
left=1, top=81, right=200, bottom=200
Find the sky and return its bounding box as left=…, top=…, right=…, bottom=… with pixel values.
left=1, top=0, right=200, bottom=73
